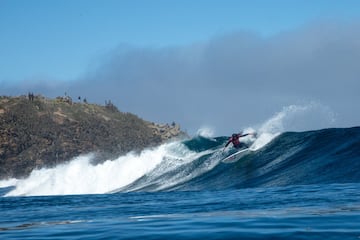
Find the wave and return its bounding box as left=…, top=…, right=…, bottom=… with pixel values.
left=1, top=104, right=359, bottom=197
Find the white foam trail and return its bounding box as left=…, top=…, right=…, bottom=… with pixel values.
left=155, top=149, right=222, bottom=191
left=4, top=142, right=184, bottom=197
left=125, top=146, right=217, bottom=192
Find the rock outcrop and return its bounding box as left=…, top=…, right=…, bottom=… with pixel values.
left=0, top=95, right=186, bottom=179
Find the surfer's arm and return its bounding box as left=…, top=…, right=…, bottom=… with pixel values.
left=239, top=133, right=255, bottom=138
left=239, top=133, right=250, bottom=138
left=223, top=139, right=232, bottom=150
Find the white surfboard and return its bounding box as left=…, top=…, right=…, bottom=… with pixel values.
left=222, top=148, right=250, bottom=163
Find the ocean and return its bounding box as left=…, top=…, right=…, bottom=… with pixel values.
left=1, top=107, right=360, bottom=239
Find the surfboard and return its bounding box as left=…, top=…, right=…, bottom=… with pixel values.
left=222, top=148, right=250, bottom=163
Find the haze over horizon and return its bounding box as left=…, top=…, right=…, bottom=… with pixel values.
left=1, top=1, right=359, bottom=135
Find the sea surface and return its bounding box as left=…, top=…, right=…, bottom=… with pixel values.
left=1, top=108, right=360, bottom=239
left=1, top=183, right=360, bottom=239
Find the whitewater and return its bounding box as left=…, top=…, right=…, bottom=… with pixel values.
left=1, top=103, right=360, bottom=239
left=1, top=103, right=334, bottom=196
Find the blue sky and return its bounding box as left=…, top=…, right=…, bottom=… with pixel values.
left=1, top=0, right=360, bottom=134
left=1, top=0, right=359, bottom=82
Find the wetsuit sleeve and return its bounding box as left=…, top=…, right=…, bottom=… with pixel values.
left=239, top=133, right=250, bottom=137
left=224, top=139, right=232, bottom=147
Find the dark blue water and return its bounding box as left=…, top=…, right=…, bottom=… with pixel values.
left=1, top=184, right=360, bottom=239
left=1, top=127, right=360, bottom=239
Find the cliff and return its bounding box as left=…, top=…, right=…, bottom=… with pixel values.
left=0, top=95, right=186, bottom=179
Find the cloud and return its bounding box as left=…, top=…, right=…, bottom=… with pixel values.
left=2, top=20, right=360, bottom=134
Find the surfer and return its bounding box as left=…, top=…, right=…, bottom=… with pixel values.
left=224, top=132, right=254, bottom=150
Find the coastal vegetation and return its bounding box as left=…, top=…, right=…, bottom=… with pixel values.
left=0, top=94, right=184, bottom=178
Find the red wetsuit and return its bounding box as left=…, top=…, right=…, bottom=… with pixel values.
left=225, top=133, right=251, bottom=149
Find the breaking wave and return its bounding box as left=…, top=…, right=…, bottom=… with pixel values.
left=2, top=104, right=359, bottom=197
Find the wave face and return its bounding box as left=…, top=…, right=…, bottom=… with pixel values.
left=119, top=127, right=360, bottom=192
left=1, top=105, right=359, bottom=197
left=3, top=126, right=359, bottom=197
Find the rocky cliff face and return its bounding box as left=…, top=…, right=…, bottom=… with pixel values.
left=0, top=95, right=186, bottom=179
